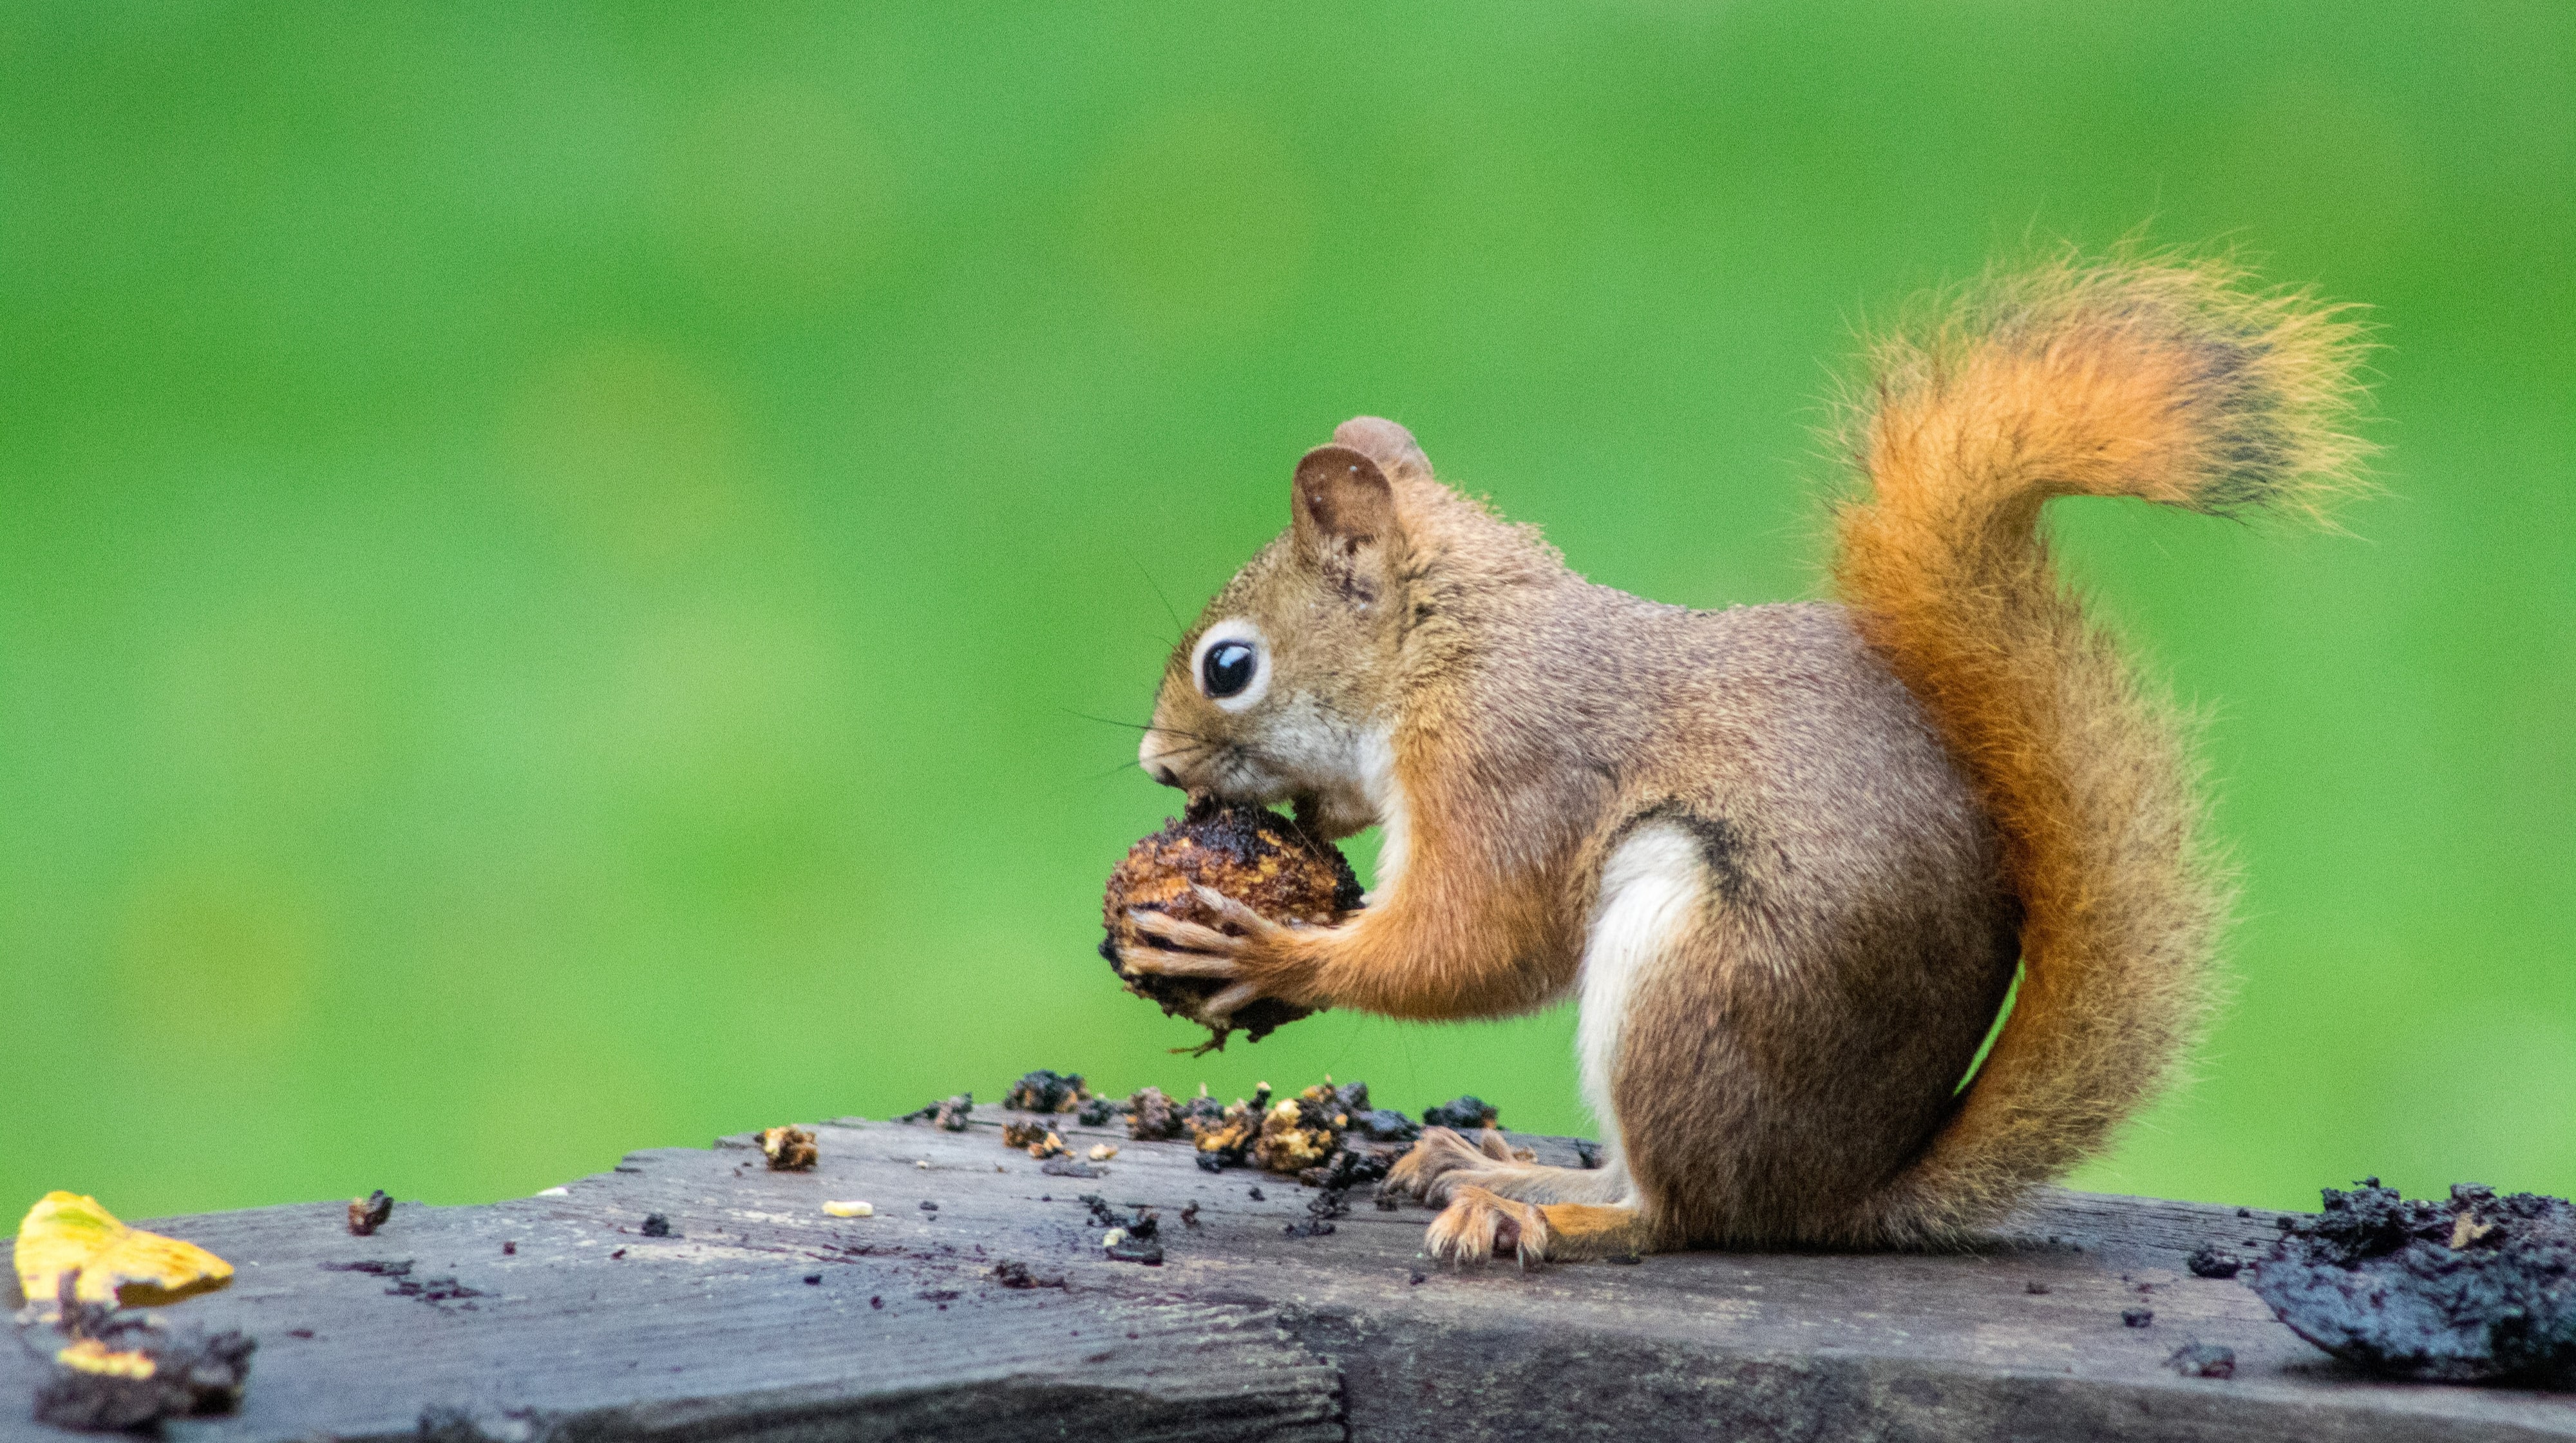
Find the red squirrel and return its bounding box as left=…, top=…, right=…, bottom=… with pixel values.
left=1115, top=254, right=2367, bottom=1263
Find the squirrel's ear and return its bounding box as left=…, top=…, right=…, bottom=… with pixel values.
left=1292, top=444, right=1400, bottom=602
left=1331, top=416, right=1432, bottom=483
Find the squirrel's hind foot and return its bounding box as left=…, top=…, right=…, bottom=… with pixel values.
left=1425, top=1189, right=1659, bottom=1267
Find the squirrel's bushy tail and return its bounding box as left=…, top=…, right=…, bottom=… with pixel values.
left=1832, top=253, right=2369, bottom=1243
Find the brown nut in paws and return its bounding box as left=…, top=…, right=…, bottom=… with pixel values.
left=1099, top=797, right=1361, bottom=1051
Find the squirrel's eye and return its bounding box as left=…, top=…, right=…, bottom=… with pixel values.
left=1200, top=640, right=1258, bottom=700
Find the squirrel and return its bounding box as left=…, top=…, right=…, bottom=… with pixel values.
left=1115, top=254, right=2368, bottom=1263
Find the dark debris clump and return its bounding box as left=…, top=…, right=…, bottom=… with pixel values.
left=2186, top=1245, right=2243, bottom=1279
left=26, top=1286, right=256, bottom=1431
left=898, top=1093, right=974, bottom=1131
left=1421, top=1096, right=1499, bottom=1131
left=1284, top=1188, right=1351, bottom=1239
left=2246, top=1179, right=2576, bottom=1387
left=1076, top=1095, right=1125, bottom=1127
left=1003, top=1070, right=1090, bottom=1114
left=1127, top=1086, right=1184, bottom=1141
left=1079, top=1193, right=1164, bottom=1265
left=992, top=1259, right=1067, bottom=1290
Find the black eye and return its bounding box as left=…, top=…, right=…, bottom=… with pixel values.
left=1200, top=640, right=1257, bottom=699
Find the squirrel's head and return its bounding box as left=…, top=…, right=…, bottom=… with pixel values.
left=1138, top=417, right=1432, bottom=840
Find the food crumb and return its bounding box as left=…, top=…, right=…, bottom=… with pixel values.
left=1248, top=1186, right=1265, bottom=1201
left=1409, top=1270, right=1426, bottom=1285
left=347, top=1190, right=393, bottom=1237
left=803, top=1274, right=822, bottom=1285
left=502, top=1242, right=516, bottom=1256
left=1088, top=1143, right=1119, bottom=1161
left=1180, top=1201, right=1201, bottom=1228
left=640, top=1214, right=673, bottom=1238
left=869, top=1295, right=882, bottom=1309
left=757, top=1126, right=819, bottom=1171
left=1101, top=1228, right=1128, bottom=1247
left=2025, top=1281, right=2050, bottom=1295
left=899, top=1093, right=974, bottom=1131
left=822, top=1201, right=873, bottom=1218
left=2122, top=1308, right=2155, bottom=1328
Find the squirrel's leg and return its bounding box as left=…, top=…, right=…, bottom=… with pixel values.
left=1424, top=823, right=1723, bottom=1265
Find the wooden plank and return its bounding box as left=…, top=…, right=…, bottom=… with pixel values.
left=5, top=1116, right=2571, bottom=1442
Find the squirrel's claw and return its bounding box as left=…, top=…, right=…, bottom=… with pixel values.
left=1125, top=908, right=1247, bottom=957
left=1187, top=884, right=1287, bottom=937
left=1202, top=981, right=1263, bottom=1018
left=1113, top=941, right=1240, bottom=979
left=1424, top=1185, right=1551, bottom=1269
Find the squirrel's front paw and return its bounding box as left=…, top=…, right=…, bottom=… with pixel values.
left=1425, top=1185, right=1551, bottom=1268
left=1122, top=886, right=1312, bottom=1018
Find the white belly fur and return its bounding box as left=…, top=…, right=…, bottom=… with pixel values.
left=1576, top=825, right=1705, bottom=1174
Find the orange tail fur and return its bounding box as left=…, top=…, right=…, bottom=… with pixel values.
left=1832, top=253, right=2369, bottom=1243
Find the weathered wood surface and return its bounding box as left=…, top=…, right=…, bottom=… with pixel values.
left=6, top=1114, right=2572, bottom=1442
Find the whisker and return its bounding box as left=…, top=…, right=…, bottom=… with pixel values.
left=1062, top=709, right=1220, bottom=745
left=1126, top=551, right=1188, bottom=640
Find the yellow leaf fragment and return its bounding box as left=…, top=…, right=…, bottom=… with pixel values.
left=15, top=1192, right=233, bottom=1308
left=55, top=1338, right=157, bottom=1381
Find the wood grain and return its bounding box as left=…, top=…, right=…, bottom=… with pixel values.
left=5, top=1118, right=2570, bottom=1441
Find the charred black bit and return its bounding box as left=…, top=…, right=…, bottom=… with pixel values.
left=2122, top=1308, right=2155, bottom=1328
left=28, top=1285, right=257, bottom=1431
left=1003, top=1070, right=1090, bottom=1113
left=346, top=1190, right=393, bottom=1236
left=1247, top=1186, right=1265, bottom=1202
left=898, top=1093, right=974, bottom=1130
left=804, top=1274, right=822, bottom=1285
left=1077, top=1095, right=1125, bottom=1127
left=2246, top=1180, right=2576, bottom=1386
left=2025, top=1281, right=2050, bottom=1295
left=640, top=1213, right=674, bottom=1238
left=1421, top=1096, right=1500, bottom=1131
left=1285, top=1188, right=1350, bottom=1239
left=2186, top=1245, right=2243, bottom=1279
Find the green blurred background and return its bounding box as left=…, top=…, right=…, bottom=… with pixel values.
left=2, top=3, right=2568, bottom=1223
